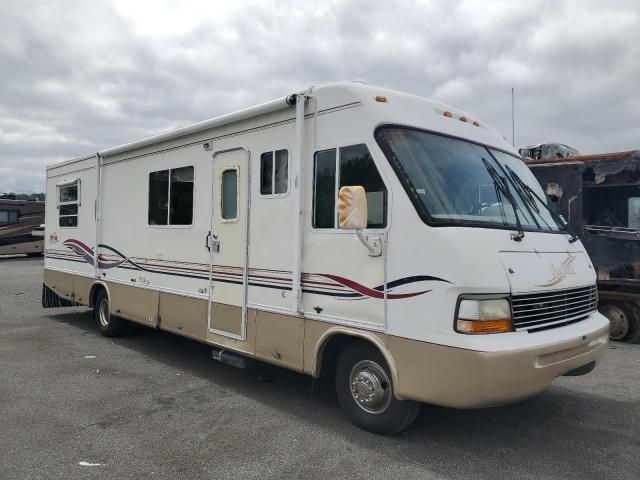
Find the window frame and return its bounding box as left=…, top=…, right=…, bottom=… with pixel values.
left=219, top=165, right=240, bottom=224
left=147, top=164, right=196, bottom=229
left=259, top=147, right=290, bottom=199
left=311, top=142, right=389, bottom=233
left=57, top=179, right=81, bottom=229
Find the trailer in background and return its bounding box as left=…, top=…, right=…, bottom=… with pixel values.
left=0, top=199, right=45, bottom=256
left=527, top=150, right=640, bottom=343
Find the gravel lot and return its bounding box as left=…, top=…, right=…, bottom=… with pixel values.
left=1, top=256, right=639, bottom=480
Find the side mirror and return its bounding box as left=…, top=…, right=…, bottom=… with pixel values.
left=338, top=186, right=367, bottom=230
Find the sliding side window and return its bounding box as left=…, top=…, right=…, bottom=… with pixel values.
left=58, top=180, right=80, bottom=227
left=312, top=144, right=387, bottom=229
left=260, top=149, right=289, bottom=196
left=148, top=166, right=194, bottom=226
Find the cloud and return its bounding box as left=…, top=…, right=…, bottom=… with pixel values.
left=0, top=0, right=638, bottom=193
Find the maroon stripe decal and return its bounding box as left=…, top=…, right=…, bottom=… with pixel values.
left=317, top=274, right=431, bottom=300
left=59, top=239, right=438, bottom=300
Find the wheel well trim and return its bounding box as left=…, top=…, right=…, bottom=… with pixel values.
left=89, top=281, right=111, bottom=309
left=312, top=327, right=401, bottom=399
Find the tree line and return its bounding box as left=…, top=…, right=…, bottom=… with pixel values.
left=0, top=193, right=45, bottom=201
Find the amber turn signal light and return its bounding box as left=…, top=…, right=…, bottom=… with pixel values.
left=456, top=318, right=512, bottom=334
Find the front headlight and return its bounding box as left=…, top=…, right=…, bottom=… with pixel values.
left=455, top=296, right=512, bottom=334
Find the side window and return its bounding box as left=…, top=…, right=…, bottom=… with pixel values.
left=312, top=149, right=337, bottom=228
left=148, top=166, right=194, bottom=226
left=169, top=167, right=194, bottom=225
left=260, top=149, right=289, bottom=196
left=339, top=144, right=387, bottom=228
left=58, top=181, right=80, bottom=228
left=221, top=168, right=238, bottom=221
left=629, top=197, right=640, bottom=229
left=0, top=210, right=19, bottom=225
left=312, top=144, right=387, bottom=229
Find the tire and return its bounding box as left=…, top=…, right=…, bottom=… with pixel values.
left=335, top=340, right=421, bottom=435
left=93, top=289, right=125, bottom=337
left=600, top=302, right=640, bottom=343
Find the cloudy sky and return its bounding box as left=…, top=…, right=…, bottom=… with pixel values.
left=1, top=0, right=638, bottom=193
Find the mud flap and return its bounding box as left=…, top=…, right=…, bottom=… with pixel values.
left=41, top=283, right=76, bottom=308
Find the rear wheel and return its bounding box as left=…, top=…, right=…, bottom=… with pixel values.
left=600, top=302, right=640, bottom=343
left=93, top=290, right=125, bottom=337
left=335, top=341, right=421, bottom=435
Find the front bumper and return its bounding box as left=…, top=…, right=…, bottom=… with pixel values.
left=388, top=319, right=609, bottom=408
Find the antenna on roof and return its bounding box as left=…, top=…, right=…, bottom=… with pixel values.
left=511, top=87, right=515, bottom=147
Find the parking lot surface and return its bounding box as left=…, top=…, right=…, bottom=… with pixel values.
left=1, top=257, right=639, bottom=479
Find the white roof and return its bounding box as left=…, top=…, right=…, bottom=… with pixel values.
left=48, top=82, right=516, bottom=170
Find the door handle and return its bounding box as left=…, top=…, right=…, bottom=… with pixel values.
left=206, top=231, right=221, bottom=253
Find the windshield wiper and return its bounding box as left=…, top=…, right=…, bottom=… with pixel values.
left=504, top=165, right=579, bottom=243
left=482, top=158, right=525, bottom=241
left=497, top=165, right=546, bottom=230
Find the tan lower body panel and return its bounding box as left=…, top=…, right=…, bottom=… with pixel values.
left=255, top=310, right=304, bottom=370
left=43, top=270, right=609, bottom=409
left=387, top=325, right=609, bottom=407
left=107, top=282, right=159, bottom=327
left=73, top=275, right=94, bottom=305
left=159, top=292, right=207, bottom=341
left=43, top=269, right=75, bottom=302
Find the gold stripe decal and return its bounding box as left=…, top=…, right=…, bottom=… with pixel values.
left=535, top=256, right=577, bottom=287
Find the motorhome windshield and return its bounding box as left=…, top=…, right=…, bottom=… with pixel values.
left=375, top=127, right=564, bottom=232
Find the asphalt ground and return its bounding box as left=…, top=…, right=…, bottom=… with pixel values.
left=1, top=256, right=639, bottom=480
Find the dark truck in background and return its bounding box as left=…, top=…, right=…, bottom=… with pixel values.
left=0, top=199, right=45, bottom=257
left=526, top=149, right=640, bottom=343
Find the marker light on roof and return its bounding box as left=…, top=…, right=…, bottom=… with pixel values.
left=459, top=116, right=468, bottom=123
left=473, top=121, right=480, bottom=127
left=443, top=111, right=452, bottom=118
left=375, top=96, right=387, bottom=103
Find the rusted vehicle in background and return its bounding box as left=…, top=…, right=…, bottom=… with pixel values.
left=0, top=199, right=45, bottom=257
left=527, top=150, right=640, bottom=343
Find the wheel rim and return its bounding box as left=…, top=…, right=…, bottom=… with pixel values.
left=98, top=298, right=110, bottom=328
left=601, top=305, right=629, bottom=341
left=349, top=360, right=392, bottom=415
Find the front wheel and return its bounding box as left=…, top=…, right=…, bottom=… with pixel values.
left=335, top=341, right=421, bottom=435
left=600, top=302, right=640, bottom=343
left=93, top=290, right=125, bottom=337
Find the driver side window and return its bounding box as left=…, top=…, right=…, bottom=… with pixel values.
left=312, top=144, right=387, bottom=229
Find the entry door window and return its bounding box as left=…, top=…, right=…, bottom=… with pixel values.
left=221, top=168, right=238, bottom=221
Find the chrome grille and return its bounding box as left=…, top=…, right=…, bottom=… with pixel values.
left=512, top=285, right=598, bottom=332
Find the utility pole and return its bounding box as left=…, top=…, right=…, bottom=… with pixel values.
left=511, top=87, right=515, bottom=147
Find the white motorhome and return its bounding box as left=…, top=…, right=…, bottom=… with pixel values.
left=43, top=83, right=609, bottom=434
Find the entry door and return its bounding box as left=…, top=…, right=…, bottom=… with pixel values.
left=208, top=148, right=249, bottom=340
